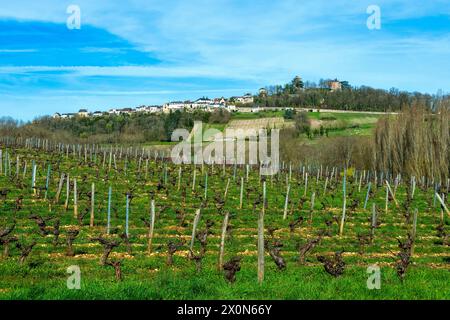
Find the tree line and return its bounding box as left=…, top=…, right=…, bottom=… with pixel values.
left=255, top=76, right=447, bottom=112
left=0, top=110, right=230, bottom=145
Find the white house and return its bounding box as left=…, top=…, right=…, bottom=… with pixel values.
left=108, top=108, right=134, bottom=115
left=78, top=109, right=89, bottom=117
left=163, top=101, right=186, bottom=113
left=92, top=111, right=103, bottom=117
left=147, top=106, right=162, bottom=113
left=192, top=98, right=213, bottom=109
left=61, top=113, right=75, bottom=119
left=136, top=105, right=148, bottom=113
left=226, top=104, right=237, bottom=112
left=136, top=105, right=162, bottom=113
left=236, top=94, right=254, bottom=104
left=109, top=108, right=120, bottom=115
left=52, top=112, right=61, bottom=119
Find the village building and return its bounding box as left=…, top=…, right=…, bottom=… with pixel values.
left=53, top=92, right=252, bottom=118
left=77, top=109, right=89, bottom=117
left=163, top=101, right=186, bottom=113
left=61, top=113, right=75, bottom=119
left=259, top=88, right=268, bottom=97
left=235, top=93, right=254, bottom=104
left=328, top=80, right=342, bottom=92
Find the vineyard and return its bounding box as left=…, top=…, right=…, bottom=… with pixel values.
left=0, top=138, right=449, bottom=300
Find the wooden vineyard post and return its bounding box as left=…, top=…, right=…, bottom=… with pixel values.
left=145, top=159, right=149, bottom=179
left=192, top=167, right=196, bottom=191
left=304, top=172, right=308, bottom=197
left=258, top=181, right=266, bottom=284
left=310, top=192, right=315, bottom=225
left=64, top=174, right=70, bottom=210
left=90, top=183, right=95, bottom=227
left=218, top=211, right=230, bottom=271
left=204, top=171, right=208, bottom=200
left=358, top=173, right=363, bottom=192
left=223, top=178, right=231, bottom=202
left=385, top=180, right=399, bottom=207
left=177, top=167, right=182, bottom=191
left=16, top=156, right=19, bottom=180
left=44, top=164, right=51, bottom=200
left=55, top=173, right=65, bottom=203
left=148, top=199, right=156, bottom=254
left=323, top=176, right=329, bottom=196
left=283, top=184, right=290, bottom=220
left=393, top=175, right=399, bottom=197
left=339, top=168, right=347, bottom=236
left=371, top=203, right=377, bottom=242
left=106, top=185, right=112, bottom=234
left=435, top=193, right=450, bottom=218
left=189, top=209, right=202, bottom=253
left=73, top=178, right=78, bottom=219
left=7, top=152, right=11, bottom=177
left=364, top=182, right=372, bottom=209
left=411, top=208, right=418, bottom=256
left=22, top=161, right=27, bottom=180
left=239, top=177, right=244, bottom=209
left=385, top=184, right=389, bottom=214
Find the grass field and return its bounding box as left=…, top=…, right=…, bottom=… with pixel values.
left=0, top=144, right=449, bottom=300
left=307, top=112, right=381, bottom=137
left=231, top=111, right=285, bottom=120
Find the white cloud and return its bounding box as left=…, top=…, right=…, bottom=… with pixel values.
left=0, top=49, right=37, bottom=53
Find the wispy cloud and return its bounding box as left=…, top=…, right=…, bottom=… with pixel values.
left=0, top=49, right=37, bottom=53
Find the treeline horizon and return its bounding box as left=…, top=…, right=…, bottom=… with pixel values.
left=255, top=76, right=449, bottom=112
left=0, top=109, right=231, bottom=144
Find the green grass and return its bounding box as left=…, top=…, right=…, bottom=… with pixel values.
left=231, top=111, right=285, bottom=120
left=307, top=111, right=381, bottom=121
left=1, top=262, right=447, bottom=299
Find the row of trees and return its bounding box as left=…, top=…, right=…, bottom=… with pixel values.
left=256, top=76, right=445, bottom=112
left=374, top=103, right=450, bottom=181
left=2, top=110, right=230, bottom=144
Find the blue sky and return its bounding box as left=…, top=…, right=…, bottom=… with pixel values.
left=0, top=0, right=449, bottom=121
